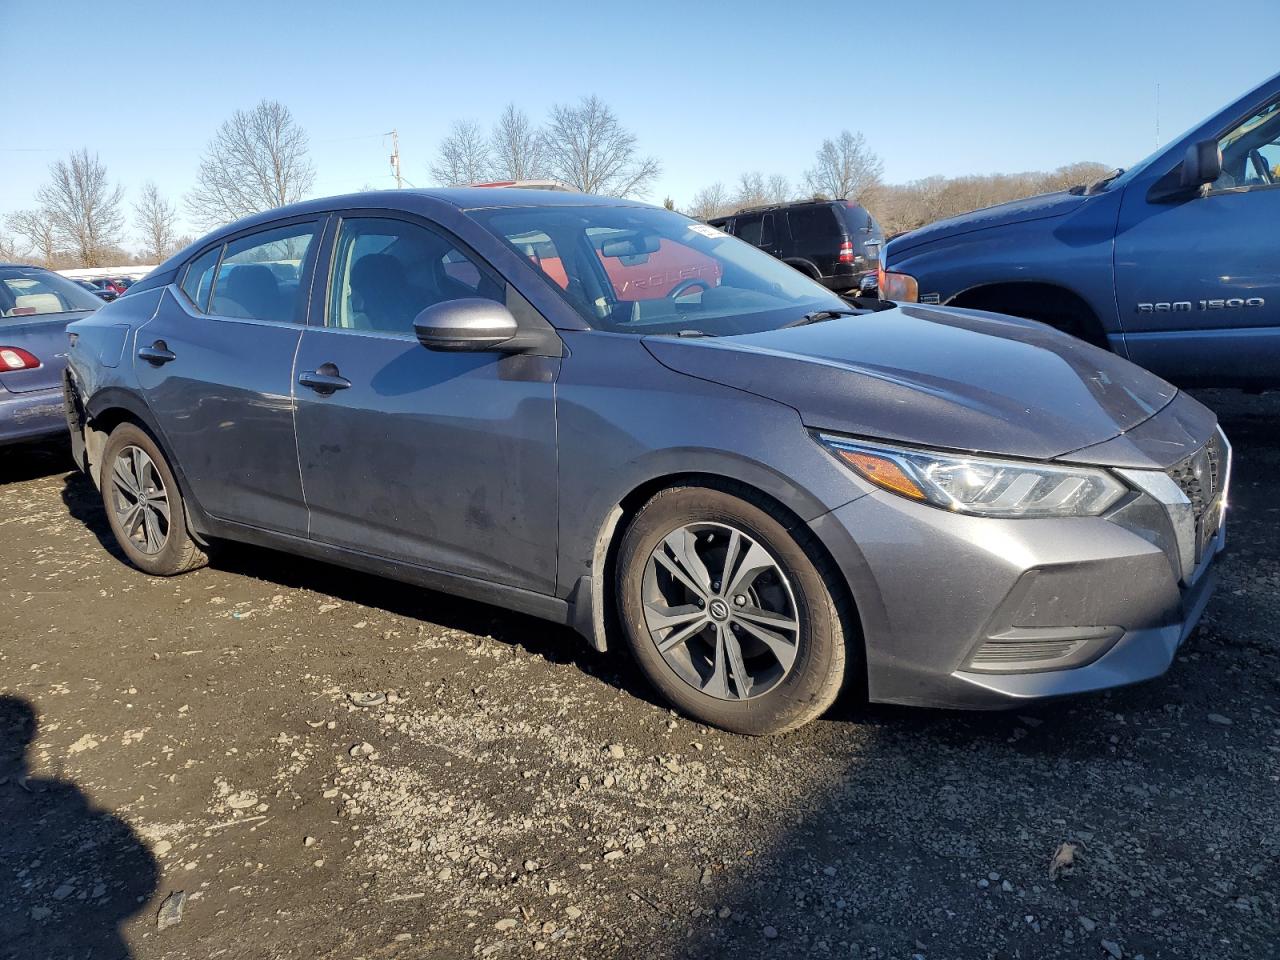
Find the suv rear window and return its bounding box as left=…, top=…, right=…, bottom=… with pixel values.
left=787, top=206, right=841, bottom=243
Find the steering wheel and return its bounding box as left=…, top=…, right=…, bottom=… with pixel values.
left=669, top=278, right=711, bottom=300
left=1249, top=148, right=1275, bottom=185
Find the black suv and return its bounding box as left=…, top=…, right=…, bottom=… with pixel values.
left=709, top=200, right=883, bottom=294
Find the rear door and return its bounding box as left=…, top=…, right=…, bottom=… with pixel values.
left=1115, top=95, right=1280, bottom=385
left=0, top=269, right=99, bottom=393
left=134, top=218, right=322, bottom=534
left=292, top=212, right=560, bottom=594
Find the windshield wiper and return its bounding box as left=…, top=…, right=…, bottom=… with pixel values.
left=1080, top=168, right=1124, bottom=195
left=662, top=329, right=715, bottom=338
left=781, top=309, right=859, bottom=329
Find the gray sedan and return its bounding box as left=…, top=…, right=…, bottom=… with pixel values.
left=63, top=190, right=1228, bottom=734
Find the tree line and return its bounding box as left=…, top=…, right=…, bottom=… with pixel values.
left=0, top=96, right=1114, bottom=269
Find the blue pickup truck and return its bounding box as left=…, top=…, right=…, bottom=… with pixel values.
left=881, top=72, right=1280, bottom=388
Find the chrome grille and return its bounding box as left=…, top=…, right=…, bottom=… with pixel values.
left=1167, top=432, right=1223, bottom=521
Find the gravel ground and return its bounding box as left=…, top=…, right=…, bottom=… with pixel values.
left=0, top=389, right=1277, bottom=960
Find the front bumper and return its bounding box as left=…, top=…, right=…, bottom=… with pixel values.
left=810, top=456, right=1227, bottom=710
left=0, top=385, right=66, bottom=445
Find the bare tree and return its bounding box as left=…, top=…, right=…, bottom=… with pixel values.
left=489, top=105, right=546, bottom=182
left=735, top=171, right=768, bottom=208
left=1036, top=161, right=1115, bottom=194
left=805, top=130, right=884, bottom=203
left=133, top=181, right=178, bottom=263
left=0, top=231, right=24, bottom=263
left=870, top=161, right=1116, bottom=235
left=766, top=174, right=792, bottom=205
left=542, top=96, right=659, bottom=197
left=687, top=182, right=730, bottom=221
left=430, top=120, right=492, bottom=186
left=35, top=149, right=125, bottom=267
left=4, top=209, right=59, bottom=266
left=186, top=100, right=316, bottom=229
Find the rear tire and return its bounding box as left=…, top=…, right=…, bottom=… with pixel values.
left=615, top=485, right=849, bottom=735
left=100, top=423, right=207, bottom=577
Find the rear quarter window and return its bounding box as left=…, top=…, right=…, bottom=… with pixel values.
left=787, top=207, right=842, bottom=243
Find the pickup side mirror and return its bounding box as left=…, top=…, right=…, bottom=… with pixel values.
left=413, top=298, right=519, bottom=352
left=1149, top=138, right=1224, bottom=202
left=1180, top=139, right=1223, bottom=189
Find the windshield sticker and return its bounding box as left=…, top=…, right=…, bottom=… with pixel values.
left=687, top=224, right=727, bottom=240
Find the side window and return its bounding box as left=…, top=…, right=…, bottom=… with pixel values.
left=759, top=213, right=775, bottom=247
left=735, top=214, right=763, bottom=246
left=209, top=222, right=317, bottom=323
left=180, top=246, right=222, bottom=312
left=327, top=217, right=503, bottom=335
left=787, top=207, right=841, bottom=244
left=1212, top=98, right=1280, bottom=191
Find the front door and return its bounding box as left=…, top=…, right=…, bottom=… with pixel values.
left=1115, top=95, right=1280, bottom=385
left=134, top=218, right=322, bottom=534
left=292, top=214, right=560, bottom=594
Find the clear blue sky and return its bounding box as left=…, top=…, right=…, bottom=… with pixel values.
left=2, top=0, right=1276, bottom=240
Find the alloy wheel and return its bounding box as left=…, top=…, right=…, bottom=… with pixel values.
left=109, top=445, right=171, bottom=556
left=641, top=522, right=800, bottom=701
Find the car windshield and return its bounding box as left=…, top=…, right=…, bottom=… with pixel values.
left=0, top=266, right=103, bottom=317
left=467, top=204, right=852, bottom=336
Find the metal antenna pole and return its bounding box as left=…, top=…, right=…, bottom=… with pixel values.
left=388, top=129, right=403, bottom=189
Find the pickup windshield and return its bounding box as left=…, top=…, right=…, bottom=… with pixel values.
left=467, top=204, right=852, bottom=336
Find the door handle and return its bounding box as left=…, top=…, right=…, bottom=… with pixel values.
left=138, top=340, right=176, bottom=365
left=298, top=362, right=351, bottom=396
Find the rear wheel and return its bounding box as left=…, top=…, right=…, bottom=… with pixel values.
left=101, top=423, right=207, bottom=576
left=615, top=485, right=849, bottom=735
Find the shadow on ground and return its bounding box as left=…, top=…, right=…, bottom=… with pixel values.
left=0, top=695, right=158, bottom=960
left=0, top=437, right=71, bottom=487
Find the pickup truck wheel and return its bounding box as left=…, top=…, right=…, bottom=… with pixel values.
left=615, top=485, right=849, bottom=735
left=101, top=423, right=208, bottom=577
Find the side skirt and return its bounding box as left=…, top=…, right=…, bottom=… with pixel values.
left=198, top=515, right=574, bottom=629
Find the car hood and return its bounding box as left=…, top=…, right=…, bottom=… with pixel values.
left=887, top=190, right=1087, bottom=256
left=642, top=304, right=1178, bottom=462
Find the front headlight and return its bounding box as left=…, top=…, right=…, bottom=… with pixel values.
left=818, top=434, right=1128, bottom=518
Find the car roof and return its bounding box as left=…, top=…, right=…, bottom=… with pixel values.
left=183, top=188, right=652, bottom=243
left=724, top=199, right=855, bottom=217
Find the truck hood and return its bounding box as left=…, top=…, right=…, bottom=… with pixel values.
left=642, top=304, right=1177, bottom=462
left=887, top=190, right=1087, bottom=256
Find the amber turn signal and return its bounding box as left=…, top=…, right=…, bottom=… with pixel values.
left=878, top=270, right=919, bottom=303
left=835, top=449, right=927, bottom=500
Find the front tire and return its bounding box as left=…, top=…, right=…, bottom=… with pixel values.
left=100, top=422, right=207, bottom=577
left=615, top=485, right=849, bottom=735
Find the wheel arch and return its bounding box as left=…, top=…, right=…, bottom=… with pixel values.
left=575, top=470, right=863, bottom=682
left=783, top=257, right=822, bottom=279
left=946, top=280, right=1110, bottom=347
left=81, top=389, right=211, bottom=541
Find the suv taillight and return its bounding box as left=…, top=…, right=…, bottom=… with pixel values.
left=838, top=240, right=855, bottom=264
left=0, top=347, right=41, bottom=371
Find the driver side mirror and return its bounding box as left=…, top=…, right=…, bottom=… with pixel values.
left=1180, top=138, right=1223, bottom=190
left=1149, top=138, right=1224, bottom=202
left=413, top=298, right=519, bottom=352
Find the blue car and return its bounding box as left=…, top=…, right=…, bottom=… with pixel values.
left=0, top=264, right=102, bottom=445
left=881, top=71, right=1280, bottom=388
left=63, top=191, right=1229, bottom=734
